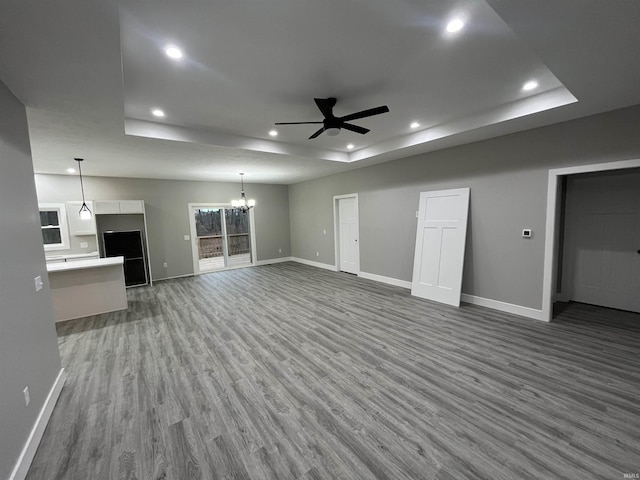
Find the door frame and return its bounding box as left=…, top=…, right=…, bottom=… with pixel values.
left=333, top=193, right=360, bottom=274
left=542, top=158, right=640, bottom=322
left=188, top=203, right=257, bottom=275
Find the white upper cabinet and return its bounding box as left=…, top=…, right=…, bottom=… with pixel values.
left=66, top=201, right=97, bottom=236
left=94, top=201, right=120, bottom=214
left=94, top=200, right=145, bottom=215
left=119, top=200, right=144, bottom=214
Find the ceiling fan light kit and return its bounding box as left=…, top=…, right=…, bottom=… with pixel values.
left=275, top=97, right=389, bottom=139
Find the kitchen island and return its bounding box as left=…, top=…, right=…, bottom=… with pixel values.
left=47, top=256, right=127, bottom=322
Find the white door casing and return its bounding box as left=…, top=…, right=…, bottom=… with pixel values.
left=411, top=188, right=470, bottom=307
left=334, top=194, right=360, bottom=274
left=543, top=159, right=640, bottom=322
left=562, top=172, right=640, bottom=313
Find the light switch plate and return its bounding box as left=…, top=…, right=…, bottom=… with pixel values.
left=184, top=235, right=190, bottom=241
left=34, top=276, right=43, bottom=292
left=80, top=242, right=88, bottom=248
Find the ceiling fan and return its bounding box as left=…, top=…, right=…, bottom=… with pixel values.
left=275, top=97, right=390, bottom=139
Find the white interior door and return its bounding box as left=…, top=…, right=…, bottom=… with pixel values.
left=411, top=188, right=470, bottom=307
left=338, top=196, right=359, bottom=274
left=563, top=172, right=640, bottom=313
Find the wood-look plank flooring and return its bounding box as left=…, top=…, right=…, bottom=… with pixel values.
left=27, top=262, right=640, bottom=479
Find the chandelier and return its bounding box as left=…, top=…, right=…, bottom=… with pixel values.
left=231, top=173, right=255, bottom=212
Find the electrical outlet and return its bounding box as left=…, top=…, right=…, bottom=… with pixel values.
left=278, top=249, right=282, bottom=253
left=80, top=242, right=88, bottom=248
left=34, top=276, right=43, bottom=292
left=23, top=387, right=30, bottom=406
left=316, top=251, right=320, bottom=257
left=163, top=262, right=168, bottom=268
left=522, top=229, right=532, bottom=238
left=183, top=235, right=190, bottom=241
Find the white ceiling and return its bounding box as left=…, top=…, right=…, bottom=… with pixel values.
left=0, top=0, right=639, bottom=184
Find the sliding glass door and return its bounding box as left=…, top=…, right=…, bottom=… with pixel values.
left=190, top=205, right=254, bottom=273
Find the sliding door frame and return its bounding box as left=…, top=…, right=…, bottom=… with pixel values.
left=188, top=203, right=256, bottom=275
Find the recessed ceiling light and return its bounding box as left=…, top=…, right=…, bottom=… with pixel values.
left=269, top=129, right=278, bottom=137
left=164, top=45, right=183, bottom=60
left=152, top=109, right=165, bottom=117
left=66, top=168, right=76, bottom=174
left=347, top=144, right=354, bottom=150
left=410, top=122, right=420, bottom=129
left=446, top=18, right=465, bottom=33
left=522, top=80, right=539, bottom=91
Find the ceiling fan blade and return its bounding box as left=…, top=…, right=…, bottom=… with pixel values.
left=340, top=105, right=389, bottom=122
left=274, top=121, right=323, bottom=125
left=341, top=123, right=370, bottom=135
left=308, top=127, right=325, bottom=139
left=314, top=98, right=337, bottom=118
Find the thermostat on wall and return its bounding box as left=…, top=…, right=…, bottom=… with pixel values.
left=522, top=228, right=532, bottom=238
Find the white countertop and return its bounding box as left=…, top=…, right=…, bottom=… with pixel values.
left=46, top=251, right=99, bottom=261
left=47, top=256, right=124, bottom=273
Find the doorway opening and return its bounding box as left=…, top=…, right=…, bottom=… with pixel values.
left=542, top=158, right=640, bottom=321
left=188, top=204, right=256, bottom=274
left=558, top=168, right=640, bottom=313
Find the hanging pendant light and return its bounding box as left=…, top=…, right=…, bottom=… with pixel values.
left=74, top=158, right=92, bottom=220
left=231, top=173, right=255, bottom=212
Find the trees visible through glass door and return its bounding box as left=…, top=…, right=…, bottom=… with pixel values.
left=194, top=208, right=225, bottom=271
left=225, top=208, right=251, bottom=267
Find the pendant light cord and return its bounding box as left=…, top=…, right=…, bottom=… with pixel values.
left=77, top=159, right=87, bottom=202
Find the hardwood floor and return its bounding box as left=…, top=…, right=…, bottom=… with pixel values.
left=27, top=262, right=640, bottom=479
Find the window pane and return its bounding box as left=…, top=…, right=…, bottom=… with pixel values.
left=226, top=208, right=251, bottom=266
left=195, top=208, right=222, bottom=236
left=42, top=227, right=62, bottom=245
left=225, top=208, right=249, bottom=234
left=198, top=237, right=224, bottom=259
left=40, top=210, right=59, bottom=227
left=227, top=234, right=250, bottom=255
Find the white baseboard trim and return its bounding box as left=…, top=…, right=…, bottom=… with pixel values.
left=359, top=271, right=412, bottom=289
left=277, top=261, right=545, bottom=322
left=290, top=257, right=337, bottom=272
left=10, top=368, right=66, bottom=480
left=256, top=257, right=294, bottom=266
left=461, top=294, right=546, bottom=321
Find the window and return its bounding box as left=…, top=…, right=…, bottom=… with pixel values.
left=39, top=203, right=70, bottom=251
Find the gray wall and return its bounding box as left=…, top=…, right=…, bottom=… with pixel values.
left=289, top=105, right=640, bottom=310
left=35, top=175, right=291, bottom=280
left=0, top=81, right=62, bottom=478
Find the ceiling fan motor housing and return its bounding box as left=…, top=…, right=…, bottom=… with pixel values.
left=324, top=117, right=342, bottom=131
